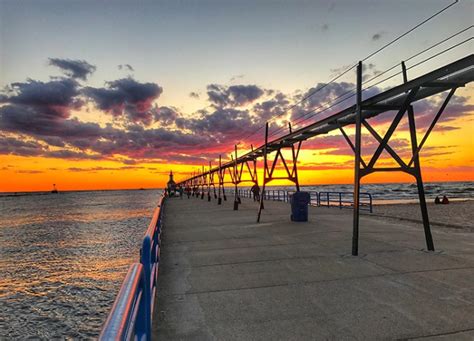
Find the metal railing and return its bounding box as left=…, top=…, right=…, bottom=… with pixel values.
left=234, top=189, right=372, bottom=212
left=100, top=194, right=165, bottom=341
left=318, top=191, right=373, bottom=213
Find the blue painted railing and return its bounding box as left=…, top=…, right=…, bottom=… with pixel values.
left=100, top=194, right=165, bottom=341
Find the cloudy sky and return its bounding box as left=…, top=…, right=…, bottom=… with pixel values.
left=0, top=0, right=472, bottom=191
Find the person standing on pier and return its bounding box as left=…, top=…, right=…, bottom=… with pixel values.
left=251, top=184, right=260, bottom=202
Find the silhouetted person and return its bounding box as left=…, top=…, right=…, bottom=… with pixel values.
left=251, top=184, right=260, bottom=202
left=434, top=196, right=441, bottom=204
left=442, top=195, right=449, bottom=204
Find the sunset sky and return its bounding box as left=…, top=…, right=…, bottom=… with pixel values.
left=0, top=0, right=473, bottom=192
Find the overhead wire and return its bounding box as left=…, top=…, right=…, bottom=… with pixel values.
left=268, top=26, right=472, bottom=139
left=234, top=0, right=460, bottom=144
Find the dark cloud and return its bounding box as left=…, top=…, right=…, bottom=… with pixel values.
left=118, top=64, right=134, bottom=72
left=121, top=159, right=137, bottom=165
left=371, top=31, right=385, bottom=41
left=0, top=78, right=81, bottom=118
left=396, top=93, right=474, bottom=131
left=252, top=92, right=290, bottom=124
left=49, top=58, right=96, bottom=80
left=181, top=107, right=258, bottom=144
left=16, top=170, right=44, bottom=174
left=0, top=104, right=103, bottom=139
left=230, top=74, right=244, bottom=82
left=84, top=77, right=163, bottom=125
left=67, top=166, right=144, bottom=172
left=298, top=160, right=354, bottom=171
left=40, top=136, right=66, bottom=147
left=432, top=125, right=460, bottom=132
left=153, top=106, right=179, bottom=126
left=207, top=84, right=264, bottom=107
left=329, top=64, right=356, bottom=78
left=45, top=149, right=103, bottom=160
left=289, top=81, right=356, bottom=126
left=329, top=63, right=380, bottom=83
left=189, top=91, right=200, bottom=99
left=361, top=63, right=382, bottom=82
left=0, top=135, right=45, bottom=156
left=0, top=61, right=471, bottom=167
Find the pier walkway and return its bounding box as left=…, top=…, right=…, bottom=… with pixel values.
left=152, top=197, right=474, bottom=340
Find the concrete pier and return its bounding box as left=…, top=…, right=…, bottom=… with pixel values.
left=152, top=197, right=474, bottom=340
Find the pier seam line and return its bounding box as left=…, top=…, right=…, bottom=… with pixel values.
left=161, top=265, right=474, bottom=296
left=397, top=327, right=474, bottom=340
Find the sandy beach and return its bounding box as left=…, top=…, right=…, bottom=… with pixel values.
left=368, top=200, right=474, bottom=230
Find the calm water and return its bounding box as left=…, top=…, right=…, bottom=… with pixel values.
left=0, top=189, right=161, bottom=339
left=1, top=182, right=473, bottom=339
left=262, top=181, right=474, bottom=204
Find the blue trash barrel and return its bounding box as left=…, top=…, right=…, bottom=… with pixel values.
left=290, top=191, right=311, bottom=222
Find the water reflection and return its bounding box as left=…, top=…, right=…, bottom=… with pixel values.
left=0, top=190, right=161, bottom=339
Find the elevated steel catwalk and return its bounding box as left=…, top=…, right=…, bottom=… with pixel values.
left=183, top=54, right=473, bottom=178
left=178, top=54, right=474, bottom=255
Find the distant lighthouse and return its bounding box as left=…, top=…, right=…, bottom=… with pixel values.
left=167, top=170, right=177, bottom=196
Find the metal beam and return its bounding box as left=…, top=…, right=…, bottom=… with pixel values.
left=352, top=61, right=362, bottom=256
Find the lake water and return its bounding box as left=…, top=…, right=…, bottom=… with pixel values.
left=0, top=189, right=161, bottom=339
left=0, top=182, right=472, bottom=339
left=261, top=181, right=474, bottom=204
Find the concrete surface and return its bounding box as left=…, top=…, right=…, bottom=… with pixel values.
left=152, top=196, right=474, bottom=340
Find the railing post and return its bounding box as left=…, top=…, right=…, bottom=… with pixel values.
left=140, top=236, right=152, bottom=340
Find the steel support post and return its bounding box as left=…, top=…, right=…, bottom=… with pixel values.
left=233, top=145, right=239, bottom=210
left=289, top=123, right=301, bottom=192
left=352, top=61, right=362, bottom=256
left=201, top=166, right=205, bottom=199
left=408, top=105, right=434, bottom=251
left=208, top=161, right=212, bottom=202
left=217, top=155, right=223, bottom=205
left=223, top=168, right=227, bottom=201
left=257, top=123, right=269, bottom=222
left=403, top=63, right=434, bottom=251
left=252, top=146, right=259, bottom=202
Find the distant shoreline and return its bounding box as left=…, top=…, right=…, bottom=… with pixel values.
left=0, top=188, right=161, bottom=197
left=1, top=180, right=473, bottom=195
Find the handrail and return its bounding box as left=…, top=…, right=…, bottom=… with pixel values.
left=100, top=194, right=165, bottom=341
left=318, top=191, right=373, bottom=212
left=233, top=189, right=373, bottom=212
left=99, top=263, right=146, bottom=340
